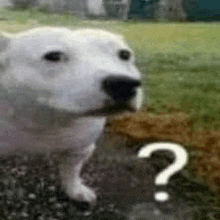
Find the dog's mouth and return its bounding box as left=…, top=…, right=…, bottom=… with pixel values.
left=81, top=103, right=136, bottom=117
left=46, top=102, right=135, bottom=119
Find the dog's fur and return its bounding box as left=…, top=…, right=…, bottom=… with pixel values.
left=0, top=27, right=142, bottom=205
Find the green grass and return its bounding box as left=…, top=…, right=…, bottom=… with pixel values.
left=1, top=7, right=220, bottom=130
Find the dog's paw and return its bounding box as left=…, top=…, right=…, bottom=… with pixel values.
left=66, top=183, right=97, bottom=206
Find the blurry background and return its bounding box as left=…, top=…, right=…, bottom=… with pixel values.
left=5, top=0, right=220, bottom=22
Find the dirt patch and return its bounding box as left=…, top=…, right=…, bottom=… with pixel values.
left=108, top=109, right=220, bottom=197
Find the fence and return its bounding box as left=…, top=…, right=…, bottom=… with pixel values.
left=166, top=0, right=187, bottom=20
left=12, top=0, right=220, bottom=21
left=103, top=0, right=131, bottom=19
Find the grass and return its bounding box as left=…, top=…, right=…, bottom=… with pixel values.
left=0, top=7, right=220, bottom=131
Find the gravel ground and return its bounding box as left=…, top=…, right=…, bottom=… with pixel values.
left=0, top=130, right=219, bottom=220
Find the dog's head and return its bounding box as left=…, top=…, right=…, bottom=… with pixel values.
left=0, top=27, right=143, bottom=116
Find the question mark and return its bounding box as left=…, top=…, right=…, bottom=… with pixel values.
left=137, top=142, right=188, bottom=202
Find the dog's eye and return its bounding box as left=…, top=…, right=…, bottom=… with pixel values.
left=43, top=51, right=66, bottom=62
left=118, top=49, right=131, bottom=61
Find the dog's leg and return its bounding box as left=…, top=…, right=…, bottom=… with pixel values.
left=59, top=143, right=97, bottom=205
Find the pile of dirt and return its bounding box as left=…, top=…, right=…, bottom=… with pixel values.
left=108, top=109, right=220, bottom=197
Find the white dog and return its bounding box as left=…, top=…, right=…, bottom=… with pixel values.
left=0, top=27, right=142, bottom=206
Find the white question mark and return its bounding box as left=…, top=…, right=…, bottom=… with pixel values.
left=137, top=142, right=188, bottom=202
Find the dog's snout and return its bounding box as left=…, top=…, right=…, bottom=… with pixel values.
left=102, top=76, right=141, bottom=102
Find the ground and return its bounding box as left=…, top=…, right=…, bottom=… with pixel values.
left=0, top=122, right=219, bottom=220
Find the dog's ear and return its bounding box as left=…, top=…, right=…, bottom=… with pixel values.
left=0, top=33, right=10, bottom=53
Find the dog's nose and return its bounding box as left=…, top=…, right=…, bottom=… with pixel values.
left=102, top=76, right=141, bottom=102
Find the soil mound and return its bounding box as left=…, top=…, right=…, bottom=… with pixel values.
left=109, top=110, right=220, bottom=196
